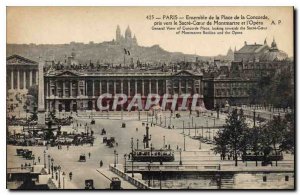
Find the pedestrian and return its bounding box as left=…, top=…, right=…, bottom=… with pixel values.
left=67, top=145, right=69, bottom=150
left=38, top=157, right=40, bottom=163
left=136, top=128, right=138, bottom=132
left=88, top=152, right=91, bottom=159
left=116, top=142, right=118, bottom=147
left=69, top=172, right=73, bottom=181
left=100, top=160, right=103, bottom=167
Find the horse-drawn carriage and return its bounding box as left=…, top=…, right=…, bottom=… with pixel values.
left=79, top=154, right=86, bottom=162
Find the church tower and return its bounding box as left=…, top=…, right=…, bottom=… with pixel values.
left=116, top=25, right=122, bottom=42
left=132, top=34, right=137, bottom=45
left=125, top=26, right=132, bottom=41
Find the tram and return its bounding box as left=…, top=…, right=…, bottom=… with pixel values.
left=129, top=123, right=175, bottom=162
left=242, top=150, right=283, bottom=161
left=132, top=148, right=174, bottom=162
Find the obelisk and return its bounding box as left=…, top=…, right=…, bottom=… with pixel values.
left=37, top=58, right=45, bottom=125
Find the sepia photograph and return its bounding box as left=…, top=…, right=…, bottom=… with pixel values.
left=5, top=6, right=295, bottom=190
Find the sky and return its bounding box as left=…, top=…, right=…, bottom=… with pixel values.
left=7, top=6, right=294, bottom=56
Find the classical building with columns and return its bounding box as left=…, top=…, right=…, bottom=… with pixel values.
left=7, top=55, right=38, bottom=91
left=44, top=69, right=204, bottom=112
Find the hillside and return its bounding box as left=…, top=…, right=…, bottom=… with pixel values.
left=7, top=41, right=211, bottom=65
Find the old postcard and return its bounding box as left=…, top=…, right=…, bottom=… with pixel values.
left=6, top=6, right=294, bottom=190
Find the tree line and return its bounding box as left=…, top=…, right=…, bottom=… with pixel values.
left=213, top=108, right=294, bottom=166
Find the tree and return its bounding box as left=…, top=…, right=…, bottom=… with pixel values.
left=213, top=109, right=248, bottom=166
left=213, top=130, right=228, bottom=160
left=247, top=126, right=262, bottom=166
left=248, top=70, right=294, bottom=108
left=263, top=115, right=285, bottom=166
left=280, top=113, right=295, bottom=154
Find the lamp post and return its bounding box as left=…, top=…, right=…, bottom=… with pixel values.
left=116, top=153, right=119, bottom=164
left=51, top=158, right=54, bottom=179
left=163, top=136, right=165, bottom=148
left=182, top=121, right=185, bottom=134
left=159, top=169, right=162, bottom=189
left=147, top=162, right=151, bottom=187
left=179, top=148, right=182, bottom=165
left=160, top=115, right=162, bottom=125
left=164, top=115, right=166, bottom=127
left=114, top=149, right=117, bottom=167
left=124, top=154, right=127, bottom=172
left=183, top=134, right=186, bottom=151
left=192, top=116, right=194, bottom=127
left=62, top=172, right=66, bottom=189
left=58, top=165, right=61, bottom=189
left=43, top=150, right=46, bottom=168
left=253, top=109, right=256, bottom=127
left=48, top=155, right=51, bottom=174
left=32, top=154, right=35, bottom=165
left=136, top=139, right=139, bottom=150
left=147, top=112, right=148, bottom=123
left=131, top=137, right=134, bottom=177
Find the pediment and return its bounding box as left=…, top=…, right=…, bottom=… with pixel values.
left=173, top=70, right=195, bottom=76
left=7, top=55, right=38, bottom=65
left=55, top=71, right=79, bottom=77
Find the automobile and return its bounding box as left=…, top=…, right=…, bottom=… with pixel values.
left=16, top=148, right=24, bottom=156
left=106, top=139, right=114, bottom=148
left=103, top=137, right=107, bottom=143
left=91, top=119, right=95, bottom=125
left=23, top=151, right=34, bottom=159
left=79, top=154, right=86, bottom=162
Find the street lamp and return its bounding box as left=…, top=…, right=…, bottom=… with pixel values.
left=48, top=155, right=51, bottom=174
left=179, top=148, right=182, bottom=165
left=51, top=158, right=54, bottom=179
left=116, top=153, right=119, bottom=164
left=58, top=165, right=61, bottom=189
left=43, top=150, right=46, bottom=168
left=114, top=149, right=117, bottom=167
left=163, top=136, right=165, bottom=148
left=182, top=121, right=185, bottom=134
left=62, top=172, right=66, bottom=189
left=183, top=134, right=186, bottom=151
left=124, top=154, right=127, bottom=172
left=32, top=154, right=35, bottom=165
left=159, top=169, right=162, bottom=189
left=147, top=162, right=151, bottom=187
left=147, top=112, right=148, bottom=123
left=160, top=115, right=162, bottom=125
left=131, top=137, right=134, bottom=177
left=136, top=139, right=139, bottom=150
